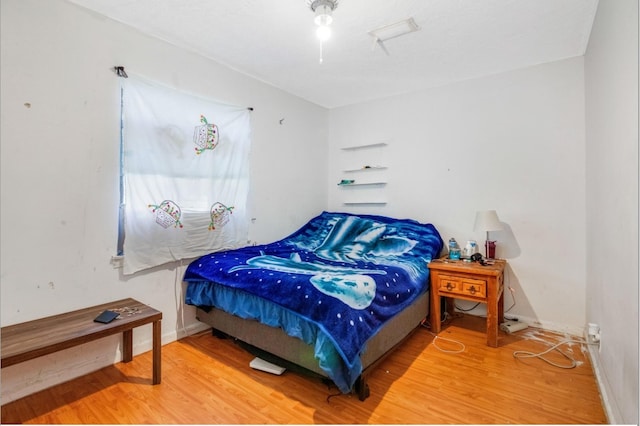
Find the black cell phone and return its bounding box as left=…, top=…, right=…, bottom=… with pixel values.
left=94, top=310, right=119, bottom=323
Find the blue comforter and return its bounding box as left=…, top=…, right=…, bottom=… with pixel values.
left=184, top=211, right=443, bottom=391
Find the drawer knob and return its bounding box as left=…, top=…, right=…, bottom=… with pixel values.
left=469, top=286, right=476, bottom=295
left=446, top=282, right=453, bottom=291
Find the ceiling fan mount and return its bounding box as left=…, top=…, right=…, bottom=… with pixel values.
left=307, top=0, right=339, bottom=15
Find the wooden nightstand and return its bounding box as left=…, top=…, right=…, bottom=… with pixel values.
left=428, top=258, right=506, bottom=347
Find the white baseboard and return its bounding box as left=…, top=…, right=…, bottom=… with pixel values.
left=584, top=334, right=621, bottom=424
left=457, top=309, right=586, bottom=337
left=502, top=313, right=585, bottom=337
left=129, top=321, right=211, bottom=354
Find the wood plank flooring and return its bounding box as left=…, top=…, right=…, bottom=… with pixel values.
left=1, top=314, right=607, bottom=424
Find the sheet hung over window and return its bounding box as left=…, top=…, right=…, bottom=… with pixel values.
left=121, top=75, right=251, bottom=275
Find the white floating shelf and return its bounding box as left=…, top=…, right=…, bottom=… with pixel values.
left=338, top=182, right=387, bottom=187
left=343, top=201, right=387, bottom=205
left=343, top=166, right=388, bottom=173
left=341, top=142, right=388, bottom=151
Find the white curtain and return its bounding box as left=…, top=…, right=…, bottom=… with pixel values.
left=121, top=75, right=251, bottom=275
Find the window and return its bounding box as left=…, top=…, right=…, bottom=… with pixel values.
left=118, top=75, right=251, bottom=275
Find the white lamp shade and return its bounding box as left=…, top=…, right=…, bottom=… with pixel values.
left=473, top=210, right=503, bottom=232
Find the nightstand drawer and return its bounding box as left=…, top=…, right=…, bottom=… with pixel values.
left=438, top=276, right=463, bottom=294
left=461, top=278, right=486, bottom=297
left=439, top=275, right=486, bottom=298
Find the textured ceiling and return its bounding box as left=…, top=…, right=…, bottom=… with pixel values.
left=67, top=0, right=599, bottom=108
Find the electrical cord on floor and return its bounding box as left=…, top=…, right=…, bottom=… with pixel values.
left=431, top=332, right=466, bottom=354
left=513, top=338, right=598, bottom=369
left=420, top=320, right=466, bottom=354
left=326, top=390, right=344, bottom=403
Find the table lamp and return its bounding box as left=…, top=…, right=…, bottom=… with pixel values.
left=473, top=210, right=503, bottom=259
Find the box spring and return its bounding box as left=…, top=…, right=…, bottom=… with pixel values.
left=195, top=289, right=429, bottom=400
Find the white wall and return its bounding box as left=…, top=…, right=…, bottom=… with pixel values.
left=329, top=57, right=587, bottom=334
left=0, top=0, right=327, bottom=403
left=584, top=0, right=638, bottom=424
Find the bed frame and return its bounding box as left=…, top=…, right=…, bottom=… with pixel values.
left=195, top=289, right=429, bottom=400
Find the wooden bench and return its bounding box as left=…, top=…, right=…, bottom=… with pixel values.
left=1, top=298, right=162, bottom=384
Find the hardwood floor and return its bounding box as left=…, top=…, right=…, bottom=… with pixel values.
left=1, top=314, right=607, bottom=424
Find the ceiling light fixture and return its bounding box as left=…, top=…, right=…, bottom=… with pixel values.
left=308, top=0, right=338, bottom=63
left=369, top=17, right=421, bottom=56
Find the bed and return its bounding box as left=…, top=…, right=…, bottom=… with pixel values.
left=184, top=211, right=443, bottom=399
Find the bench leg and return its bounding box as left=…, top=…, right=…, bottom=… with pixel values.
left=153, top=320, right=161, bottom=384
left=123, top=329, right=133, bottom=362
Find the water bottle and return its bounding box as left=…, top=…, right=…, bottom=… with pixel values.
left=448, top=238, right=461, bottom=260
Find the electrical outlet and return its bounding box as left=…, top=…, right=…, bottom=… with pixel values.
left=587, top=322, right=601, bottom=345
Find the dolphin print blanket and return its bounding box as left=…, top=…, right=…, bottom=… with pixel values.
left=184, top=211, right=443, bottom=391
